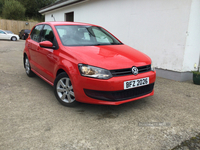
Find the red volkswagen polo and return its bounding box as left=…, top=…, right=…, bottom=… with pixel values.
left=23, top=22, right=156, bottom=106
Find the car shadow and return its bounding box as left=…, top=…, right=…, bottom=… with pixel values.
left=76, top=97, right=150, bottom=118
left=0, top=39, right=19, bottom=42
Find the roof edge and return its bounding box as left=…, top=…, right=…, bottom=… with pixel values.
left=39, top=0, right=85, bottom=14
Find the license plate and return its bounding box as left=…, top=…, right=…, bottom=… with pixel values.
left=124, top=77, right=149, bottom=90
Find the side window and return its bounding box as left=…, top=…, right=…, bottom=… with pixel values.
left=0, top=30, right=6, bottom=34
left=40, top=25, right=55, bottom=43
left=30, top=25, right=43, bottom=42
left=92, top=28, right=113, bottom=43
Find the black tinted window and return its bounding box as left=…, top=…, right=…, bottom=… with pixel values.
left=30, top=25, right=43, bottom=42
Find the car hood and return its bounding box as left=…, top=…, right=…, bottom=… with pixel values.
left=65, top=45, right=151, bottom=70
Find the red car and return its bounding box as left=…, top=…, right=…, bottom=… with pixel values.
left=23, top=22, right=156, bottom=107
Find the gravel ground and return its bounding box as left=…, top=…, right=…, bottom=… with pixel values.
left=0, top=40, right=200, bottom=150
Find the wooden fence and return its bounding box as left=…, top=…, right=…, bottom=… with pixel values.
left=0, top=19, right=39, bottom=34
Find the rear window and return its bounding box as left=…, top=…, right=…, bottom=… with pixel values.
left=25, top=30, right=31, bottom=33
left=5, top=31, right=13, bottom=34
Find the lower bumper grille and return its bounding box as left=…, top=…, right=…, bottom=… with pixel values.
left=84, top=83, right=154, bottom=101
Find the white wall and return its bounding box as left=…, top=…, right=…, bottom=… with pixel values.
left=44, top=0, right=198, bottom=72
left=182, top=0, right=200, bottom=72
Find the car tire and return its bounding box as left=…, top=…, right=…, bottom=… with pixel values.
left=22, top=36, right=25, bottom=40
left=24, top=56, right=35, bottom=77
left=54, top=72, right=78, bottom=107
left=11, top=36, right=17, bottom=41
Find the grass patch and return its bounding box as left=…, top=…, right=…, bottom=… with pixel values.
left=171, top=133, right=200, bottom=150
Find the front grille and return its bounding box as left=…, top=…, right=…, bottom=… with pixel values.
left=84, top=83, right=154, bottom=101
left=110, top=65, right=151, bottom=77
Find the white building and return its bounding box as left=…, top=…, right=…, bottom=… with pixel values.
left=39, top=0, right=200, bottom=81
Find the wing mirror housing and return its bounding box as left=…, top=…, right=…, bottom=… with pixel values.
left=39, top=41, right=55, bottom=49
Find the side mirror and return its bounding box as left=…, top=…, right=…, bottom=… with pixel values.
left=39, top=41, right=55, bottom=49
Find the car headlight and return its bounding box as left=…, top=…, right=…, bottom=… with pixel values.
left=78, top=64, right=112, bottom=79
left=151, top=61, right=155, bottom=71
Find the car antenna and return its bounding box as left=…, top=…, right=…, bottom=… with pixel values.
left=51, top=14, right=56, bottom=21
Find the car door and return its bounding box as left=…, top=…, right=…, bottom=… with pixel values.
left=36, top=25, right=59, bottom=83
left=28, top=25, right=44, bottom=73
left=0, top=30, right=9, bottom=40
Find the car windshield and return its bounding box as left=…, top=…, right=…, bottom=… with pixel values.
left=55, top=25, right=123, bottom=46
left=5, top=30, right=13, bottom=34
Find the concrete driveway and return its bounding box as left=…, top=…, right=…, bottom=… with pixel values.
left=0, top=40, right=200, bottom=150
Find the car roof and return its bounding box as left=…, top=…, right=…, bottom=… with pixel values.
left=21, top=29, right=30, bottom=31
left=37, top=21, right=99, bottom=27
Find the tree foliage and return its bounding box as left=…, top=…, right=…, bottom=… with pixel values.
left=0, top=0, right=4, bottom=15
left=17, top=0, right=57, bottom=21
left=0, top=0, right=57, bottom=21
left=2, top=0, right=26, bottom=20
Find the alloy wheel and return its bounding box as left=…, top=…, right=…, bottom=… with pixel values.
left=12, top=37, right=17, bottom=41
left=56, top=77, right=75, bottom=103
left=25, top=58, right=30, bottom=74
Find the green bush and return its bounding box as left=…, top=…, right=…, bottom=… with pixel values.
left=192, top=71, right=200, bottom=75
left=2, top=0, right=26, bottom=20
left=0, top=0, right=4, bottom=15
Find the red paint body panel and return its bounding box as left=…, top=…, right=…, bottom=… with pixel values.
left=39, top=41, right=53, bottom=47
left=23, top=21, right=156, bottom=105
left=64, top=45, right=151, bottom=70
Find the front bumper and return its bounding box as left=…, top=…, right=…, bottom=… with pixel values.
left=84, top=83, right=154, bottom=101
left=71, top=70, right=156, bottom=105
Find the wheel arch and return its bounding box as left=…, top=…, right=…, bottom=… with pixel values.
left=54, top=62, right=79, bottom=86
left=56, top=69, right=66, bottom=77
left=55, top=59, right=78, bottom=77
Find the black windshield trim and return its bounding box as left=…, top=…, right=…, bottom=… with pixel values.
left=63, top=43, right=124, bottom=47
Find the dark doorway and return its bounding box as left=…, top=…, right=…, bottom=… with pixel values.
left=65, top=12, right=74, bottom=22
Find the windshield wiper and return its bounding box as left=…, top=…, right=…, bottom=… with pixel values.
left=111, top=43, right=123, bottom=45
left=93, top=44, right=104, bottom=46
